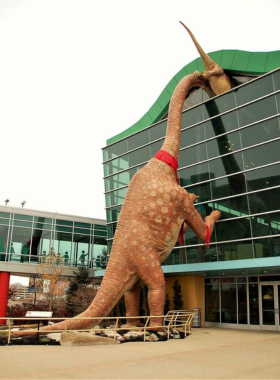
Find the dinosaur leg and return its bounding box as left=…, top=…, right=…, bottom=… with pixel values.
left=135, top=254, right=165, bottom=331
left=124, top=279, right=144, bottom=327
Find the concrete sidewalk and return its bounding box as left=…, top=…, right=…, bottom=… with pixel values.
left=1, top=328, right=280, bottom=379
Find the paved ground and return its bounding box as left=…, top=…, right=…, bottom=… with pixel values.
left=1, top=328, right=280, bottom=379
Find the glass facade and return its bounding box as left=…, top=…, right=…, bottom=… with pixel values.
left=103, top=69, right=280, bottom=267
left=0, top=209, right=107, bottom=268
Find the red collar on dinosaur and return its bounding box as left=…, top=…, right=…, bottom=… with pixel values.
left=154, top=149, right=210, bottom=248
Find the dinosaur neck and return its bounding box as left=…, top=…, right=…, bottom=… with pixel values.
left=161, top=74, right=205, bottom=161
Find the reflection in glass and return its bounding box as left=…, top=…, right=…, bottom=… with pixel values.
left=251, top=212, right=280, bottom=238
left=179, top=143, right=207, bottom=168
left=215, top=218, right=251, bottom=242
left=253, top=237, right=280, bottom=258
left=73, top=234, right=90, bottom=267
left=180, top=123, right=206, bottom=149
left=53, top=231, right=72, bottom=265
left=243, top=140, right=280, bottom=171
left=30, top=229, right=52, bottom=263
left=240, top=117, right=280, bottom=149
left=179, top=162, right=209, bottom=187
left=249, top=284, right=259, bottom=325
left=207, top=131, right=241, bottom=159
left=261, top=285, right=275, bottom=325
left=248, top=187, right=280, bottom=215
left=205, top=284, right=220, bottom=322
left=221, top=283, right=237, bottom=323
left=235, top=75, right=274, bottom=106
left=238, top=96, right=277, bottom=127
left=9, top=227, right=32, bottom=263
left=238, top=284, right=248, bottom=324
left=217, top=240, right=254, bottom=261
left=0, top=225, right=8, bottom=261
left=245, top=163, right=280, bottom=192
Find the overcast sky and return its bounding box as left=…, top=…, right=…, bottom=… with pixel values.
left=0, top=0, right=280, bottom=223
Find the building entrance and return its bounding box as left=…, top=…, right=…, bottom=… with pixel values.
left=260, top=283, right=280, bottom=331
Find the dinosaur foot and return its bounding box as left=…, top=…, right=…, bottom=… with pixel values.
left=12, top=329, right=43, bottom=337
left=193, top=70, right=207, bottom=82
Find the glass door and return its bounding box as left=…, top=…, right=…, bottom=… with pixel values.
left=260, top=283, right=280, bottom=331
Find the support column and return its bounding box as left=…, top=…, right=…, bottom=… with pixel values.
left=0, top=272, right=10, bottom=325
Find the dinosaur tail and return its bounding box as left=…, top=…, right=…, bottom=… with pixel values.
left=179, top=21, right=216, bottom=71
left=14, top=253, right=137, bottom=336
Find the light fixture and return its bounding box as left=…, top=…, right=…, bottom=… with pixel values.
left=222, top=273, right=225, bottom=276
left=264, top=270, right=267, bottom=274
left=4, top=199, right=9, bottom=206
left=21, top=201, right=26, bottom=208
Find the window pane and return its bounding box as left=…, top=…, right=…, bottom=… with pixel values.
left=149, top=120, right=167, bottom=142
left=243, top=140, right=280, bottom=171
left=30, top=229, right=52, bottom=263
left=211, top=174, right=247, bottom=200
left=180, top=123, right=206, bottom=149
left=249, top=283, right=259, bottom=325
left=72, top=234, right=90, bottom=267
left=209, top=152, right=244, bottom=179
left=14, top=214, right=33, bottom=221
left=103, top=139, right=128, bottom=161
left=212, top=195, right=249, bottom=220
left=105, top=187, right=127, bottom=207
left=217, top=240, right=254, bottom=261
left=245, top=163, right=280, bottom=192
left=0, top=225, right=9, bottom=260
left=251, top=212, right=280, bottom=238
left=238, top=96, right=277, bottom=127
left=127, top=130, right=149, bottom=151
left=150, top=140, right=162, bottom=157
left=93, top=237, right=107, bottom=268
left=106, top=205, right=122, bottom=224
left=53, top=231, right=72, bottom=266
left=253, top=237, right=280, bottom=258
left=207, top=131, right=241, bottom=159
left=9, top=227, right=32, bottom=263
left=0, top=212, right=10, bottom=219
left=105, top=155, right=129, bottom=176
left=179, top=143, right=207, bottom=168
left=238, top=284, right=248, bottom=324
left=107, top=223, right=117, bottom=238
left=183, top=88, right=204, bottom=111
left=273, top=71, right=280, bottom=91
left=181, top=105, right=204, bottom=129
left=186, top=182, right=211, bottom=203
left=248, top=187, right=280, bottom=215
left=216, top=218, right=251, bottom=242
left=236, top=74, right=274, bottom=106
left=129, top=146, right=150, bottom=167
left=179, top=162, right=209, bottom=187
left=240, top=117, right=280, bottom=149
left=205, top=111, right=239, bottom=139
left=205, top=284, right=220, bottom=322
left=221, top=283, right=237, bottom=323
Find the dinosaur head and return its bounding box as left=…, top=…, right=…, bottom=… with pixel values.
left=179, top=21, right=232, bottom=95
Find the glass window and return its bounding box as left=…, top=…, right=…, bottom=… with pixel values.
left=72, top=234, right=90, bottom=267
left=273, top=71, right=280, bottom=91
left=105, top=171, right=130, bottom=192
left=9, top=227, right=32, bottom=263
left=205, top=111, right=239, bottom=139
left=204, top=92, right=236, bottom=119
left=150, top=140, right=163, bottom=157
left=149, top=120, right=167, bottom=142
left=74, top=227, right=90, bottom=235
left=253, top=237, right=280, bottom=258
left=243, top=140, right=280, bottom=171
left=212, top=195, right=249, bottom=220
left=205, top=284, right=220, bottom=322
left=106, top=205, right=122, bottom=223
left=183, top=88, right=204, bottom=111
left=93, top=237, right=107, bottom=268
left=13, top=220, right=32, bottom=228
left=249, top=277, right=258, bottom=282
left=55, top=226, right=72, bottom=233
left=180, top=123, right=206, bottom=149
left=30, top=229, right=52, bottom=263
left=205, top=278, right=220, bottom=284
left=238, top=284, right=248, bottom=324
left=129, top=146, right=150, bottom=167
left=181, top=105, right=204, bottom=129
left=249, top=283, right=259, bottom=325
left=0, top=225, right=9, bottom=260
left=211, top=174, right=247, bottom=200
left=186, top=182, right=211, bottom=203
left=238, top=96, right=277, bottom=127
left=221, top=283, right=237, bottom=323
left=236, top=74, right=274, bottom=106
left=53, top=231, right=72, bottom=265
left=251, top=212, right=280, bottom=238
left=179, top=143, right=207, bottom=168
left=240, top=117, right=280, bottom=149
left=0, top=212, right=10, bottom=219
left=179, top=162, right=209, bottom=187
left=127, top=130, right=149, bottom=151
left=103, top=139, right=128, bottom=161
left=217, top=239, right=254, bottom=261
left=75, top=222, right=91, bottom=229
left=56, top=219, right=73, bottom=227
left=209, top=152, right=244, bottom=179
left=245, top=163, right=280, bottom=192
left=216, top=218, right=251, bottom=242
left=14, top=214, right=33, bottom=221
left=248, top=187, right=280, bottom=215
left=105, top=187, right=127, bottom=207
left=104, top=154, right=130, bottom=176
left=207, top=131, right=241, bottom=159
left=34, top=216, right=52, bottom=224
left=107, top=223, right=117, bottom=238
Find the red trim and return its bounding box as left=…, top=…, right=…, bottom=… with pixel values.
left=154, top=150, right=179, bottom=184
left=204, top=225, right=210, bottom=249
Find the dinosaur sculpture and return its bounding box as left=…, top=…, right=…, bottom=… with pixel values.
left=14, top=23, right=230, bottom=336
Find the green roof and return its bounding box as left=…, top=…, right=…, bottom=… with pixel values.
left=106, top=49, right=280, bottom=146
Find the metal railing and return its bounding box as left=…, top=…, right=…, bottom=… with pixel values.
left=0, top=311, right=195, bottom=344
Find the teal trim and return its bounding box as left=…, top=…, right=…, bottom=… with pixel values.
left=106, top=49, right=280, bottom=146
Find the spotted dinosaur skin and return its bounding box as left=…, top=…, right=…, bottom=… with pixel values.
left=14, top=26, right=229, bottom=336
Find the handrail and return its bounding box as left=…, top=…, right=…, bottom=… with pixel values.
left=0, top=312, right=195, bottom=344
